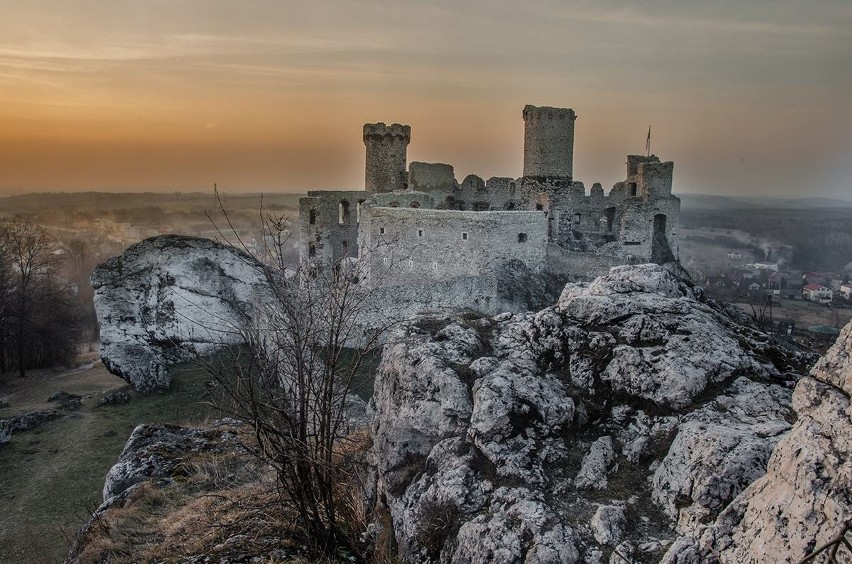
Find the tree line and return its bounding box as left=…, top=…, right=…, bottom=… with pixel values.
left=0, top=219, right=89, bottom=377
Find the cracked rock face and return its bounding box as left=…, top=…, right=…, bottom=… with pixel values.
left=663, top=318, right=852, bottom=563
left=92, top=235, right=273, bottom=392
left=370, top=264, right=812, bottom=563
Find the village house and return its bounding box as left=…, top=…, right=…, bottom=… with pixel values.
left=802, top=283, right=833, bottom=304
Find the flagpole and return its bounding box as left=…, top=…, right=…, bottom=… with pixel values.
left=646, top=126, right=651, bottom=157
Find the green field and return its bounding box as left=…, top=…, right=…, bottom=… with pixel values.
left=0, top=360, right=216, bottom=564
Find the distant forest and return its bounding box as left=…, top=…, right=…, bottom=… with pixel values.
left=681, top=207, right=852, bottom=273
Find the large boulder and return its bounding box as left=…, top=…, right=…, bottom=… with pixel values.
left=663, top=317, right=852, bottom=563
left=370, top=264, right=812, bottom=562
left=92, top=235, right=274, bottom=392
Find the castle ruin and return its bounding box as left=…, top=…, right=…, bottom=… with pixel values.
left=299, top=105, right=680, bottom=315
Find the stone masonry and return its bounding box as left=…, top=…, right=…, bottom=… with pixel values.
left=299, top=105, right=680, bottom=316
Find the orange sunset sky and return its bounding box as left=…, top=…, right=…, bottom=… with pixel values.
left=0, top=1, right=850, bottom=198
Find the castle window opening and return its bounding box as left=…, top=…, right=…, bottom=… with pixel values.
left=432, top=261, right=438, bottom=270
left=338, top=200, right=350, bottom=225
left=383, top=257, right=389, bottom=265
left=308, top=242, right=316, bottom=258
left=574, top=213, right=581, bottom=225
left=518, top=233, right=528, bottom=243
left=408, top=259, right=413, bottom=268
left=309, top=209, right=317, bottom=225
left=462, top=232, right=468, bottom=240
left=418, top=229, right=424, bottom=237
left=380, top=227, right=385, bottom=235
left=624, top=241, right=640, bottom=246
left=604, top=207, right=616, bottom=233
left=341, top=239, right=349, bottom=256
left=629, top=182, right=637, bottom=197
left=536, top=203, right=544, bottom=211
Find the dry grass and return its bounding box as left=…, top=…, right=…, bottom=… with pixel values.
left=70, top=427, right=399, bottom=563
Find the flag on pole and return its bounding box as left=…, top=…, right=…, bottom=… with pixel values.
left=645, top=126, right=651, bottom=156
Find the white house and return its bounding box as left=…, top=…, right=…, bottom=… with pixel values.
left=802, top=283, right=833, bottom=304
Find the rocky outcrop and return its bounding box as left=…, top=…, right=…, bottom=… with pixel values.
left=370, top=264, right=812, bottom=562
left=663, top=318, right=852, bottom=563
left=92, top=235, right=274, bottom=392
left=102, top=421, right=241, bottom=502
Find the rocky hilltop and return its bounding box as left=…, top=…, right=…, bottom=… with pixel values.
left=86, top=256, right=852, bottom=563
left=91, top=235, right=273, bottom=392
left=370, top=264, right=816, bottom=563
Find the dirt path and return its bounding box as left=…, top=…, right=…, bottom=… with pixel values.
left=0, top=359, right=213, bottom=563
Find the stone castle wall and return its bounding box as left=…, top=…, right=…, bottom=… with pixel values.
left=299, top=104, right=681, bottom=317
left=359, top=207, right=547, bottom=288
left=299, top=190, right=365, bottom=264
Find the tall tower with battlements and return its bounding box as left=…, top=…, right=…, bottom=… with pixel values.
left=522, top=105, right=577, bottom=179
left=363, top=122, right=411, bottom=193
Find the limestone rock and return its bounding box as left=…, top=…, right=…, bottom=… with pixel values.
left=369, top=265, right=810, bottom=562
left=97, top=388, right=132, bottom=406
left=591, top=504, right=626, bottom=545
left=663, top=318, right=852, bottom=563
left=574, top=436, right=616, bottom=490
left=651, top=377, right=792, bottom=535
left=3, top=409, right=61, bottom=432
left=47, top=390, right=83, bottom=411
left=102, top=422, right=240, bottom=502
left=92, top=235, right=274, bottom=392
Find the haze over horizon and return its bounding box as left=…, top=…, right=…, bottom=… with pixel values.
left=1, top=1, right=850, bottom=198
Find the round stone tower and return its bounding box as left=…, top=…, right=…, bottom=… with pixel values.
left=522, top=105, right=577, bottom=179
left=363, top=122, right=411, bottom=193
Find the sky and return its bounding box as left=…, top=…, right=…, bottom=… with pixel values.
left=0, top=1, right=850, bottom=198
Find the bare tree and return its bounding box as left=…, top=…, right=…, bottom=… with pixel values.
left=0, top=219, right=82, bottom=376
left=202, top=195, right=399, bottom=558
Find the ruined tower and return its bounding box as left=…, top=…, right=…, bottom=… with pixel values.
left=522, top=105, right=577, bottom=179
left=363, top=123, right=411, bottom=193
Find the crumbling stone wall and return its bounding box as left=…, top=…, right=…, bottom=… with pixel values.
left=408, top=162, right=457, bottom=194
left=359, top=207, right=546, bottom=288
left=299, top=104, right=681, bottom=319
left=299, top=190, right=364, bottom=265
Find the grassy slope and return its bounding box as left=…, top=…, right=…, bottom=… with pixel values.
left=0, top=361, right=215, bottom=564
